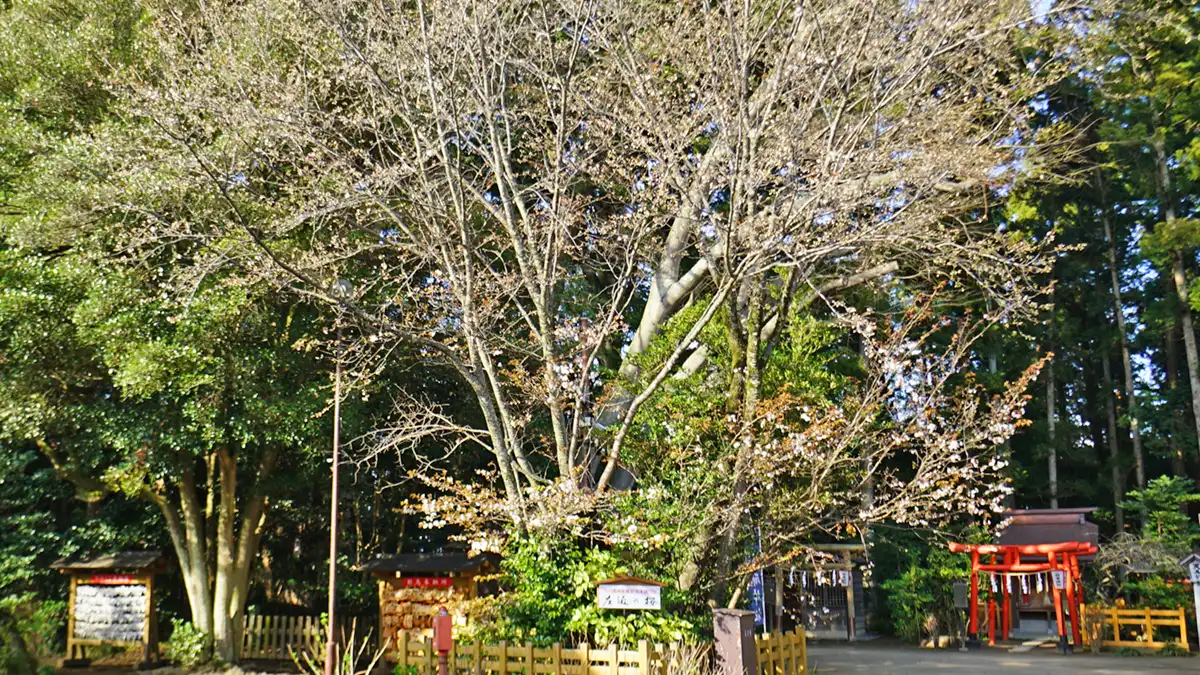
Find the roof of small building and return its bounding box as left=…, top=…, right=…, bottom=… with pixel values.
left=50, top=550, right=165, bottom=572
left=360, top=552, right=500, bottom=574
left=996, top=508, right=1100, bottom=559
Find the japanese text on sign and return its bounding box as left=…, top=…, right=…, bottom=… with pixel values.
left=88, top=574, right=136, bottom=585
left=1188, top=561, right=1200, bottom=584
left=1051, top=570, right=1066, bottom=590
left=400, top=577, right=453, bottom=588
left=597, top=584, right=661, bottom=610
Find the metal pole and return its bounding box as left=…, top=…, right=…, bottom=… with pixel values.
left=324, top=314, right=343, bottom=675
left=1192, top=582, right=1200, bottom=652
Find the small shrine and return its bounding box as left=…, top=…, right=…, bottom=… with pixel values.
left=50, top=551, right=166, bottom=669
left=948, top=540, right=1097, bottom=653
left=360, top=552, right=500, bottom=656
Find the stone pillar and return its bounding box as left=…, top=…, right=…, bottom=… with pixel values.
left=713, top=609, right=758, bottom=675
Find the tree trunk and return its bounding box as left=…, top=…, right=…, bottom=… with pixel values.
left=1101, top=353, right=1125, bottom=532
left=1153, top=135, right=1200, bottom=465
left=1047, top=309, right=1058, bottom=509
left=1164, top=315, right=1188, bottom=477
left=1097, top=170, right=1147, bottom=489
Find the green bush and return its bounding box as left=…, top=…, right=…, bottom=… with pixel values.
left=879, top=545, right=970, bottom=643
left=393, top=665, right=419, bottom=675
left=163, top=619, right=212, bottom=669
left=479, top=536, right=701, bottom=648
left=1157, top=642, right=1192, bottom=657
left=0, top=606, right=37, bottom=675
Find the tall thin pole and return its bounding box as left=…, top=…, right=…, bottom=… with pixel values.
left=325, top=314, right=343, bottom=675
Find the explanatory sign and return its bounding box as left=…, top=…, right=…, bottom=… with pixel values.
left=73, top=582, right=146, bottom=643
left=597, top=583, right=662, bottom=610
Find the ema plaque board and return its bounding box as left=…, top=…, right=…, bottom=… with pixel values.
left=72, top=582, right=147, bottom=643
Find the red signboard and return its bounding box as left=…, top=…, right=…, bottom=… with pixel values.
left=401, top=577, right=453, bottom=588
left=88, top=574, right=137, bottom=585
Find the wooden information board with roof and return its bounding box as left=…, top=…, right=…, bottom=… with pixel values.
left=51, top=551, right=165, bottom=669
left=360, top=552, right=499, bottom=654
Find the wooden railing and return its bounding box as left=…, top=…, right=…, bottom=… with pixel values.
left=756, top=630, right=807, bottom=674
left=240, top=619, right=807, bottom=673
left=392, top=632, right=673, bottom=675
left=1080, top=605, right=1190, bottom=651
left=389, top=629, right=807, bottom=674
left=242, top=615, right=325, bottom=660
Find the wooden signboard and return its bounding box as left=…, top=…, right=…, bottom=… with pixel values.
left=51, top=551, right=164, bottom=669
left=594, top=576, right=666, bottom=611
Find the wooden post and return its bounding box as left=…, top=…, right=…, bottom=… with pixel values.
left=609, top=643, right=620, bottom=675
left=1179, top=606, right=1189, bottom=650
left=580, top=642, right=591, bottom=675
left=638, top=640, right=651, bottom=675
left=843, top=553, right=856, bottom=642
left=774, top=565, right=785, bottom=633
left=525, top=641, right=535, bottom=674
left=498, top=640, right=508, bottom=675
left=1145, top=607, right=1154, bottom=644
left=425, top=635, right=435, bottom=674
left=1049, top=554, right=1068, bottom=653
left=552, top=643, right=563, bottom=675
left=65, top=574, right=79, bottom=663
left=1064, top=557, right=1081, bottom=648
left=987, top=598, right=996, bottom=646
left=967, top=551, right=980, bottom=648
left=142, top=574, right=154, bottom=666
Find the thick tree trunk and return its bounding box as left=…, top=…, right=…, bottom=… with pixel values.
left=211, top=450, right=238, bottom=661
left=1101, top=354, right=1126, bottom=532
left=1097, top=170, right=1147, bottom=489
left=1153, top=136, right=1200, bottom=465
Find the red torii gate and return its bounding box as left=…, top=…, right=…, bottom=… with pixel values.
left=948, top=541, right=1097, bottom=653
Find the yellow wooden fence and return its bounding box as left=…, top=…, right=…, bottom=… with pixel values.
left=1080, top=605, right=1190, bottom=651
left=756, top=630, right=807, bottom=675
left=390, top=629, right=807, bottom=675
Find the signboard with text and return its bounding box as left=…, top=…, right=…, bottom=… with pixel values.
left=1051, top=570, right=1066, bottom=590
left=597, top=583, right=661, bottom=610
left=399, top=576, right=454, bottom=588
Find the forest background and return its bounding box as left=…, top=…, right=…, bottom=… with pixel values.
left=2, top=0, right=1199, bottom=666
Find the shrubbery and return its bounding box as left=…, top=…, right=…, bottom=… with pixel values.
left=163, top=619, right=213, bottom=669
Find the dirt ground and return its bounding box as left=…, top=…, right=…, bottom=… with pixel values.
left=807, top=641, right=1200, bottom=674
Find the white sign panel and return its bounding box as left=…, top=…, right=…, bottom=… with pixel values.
left=597, top=584, right=661, bottom=610
left=73, top=583, right=146, bottom=642
left=1188, top=560, right=1200, bottom=584
left=1051, top=570, right=1066, bottom=590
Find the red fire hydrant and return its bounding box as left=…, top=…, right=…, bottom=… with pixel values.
left=433, top=605, right=453, bottom=675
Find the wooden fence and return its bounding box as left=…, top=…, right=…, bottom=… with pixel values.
left=241, top=615, right=374, bottom=661
left=755, top=630, right=807, bottom=674
left=1079, top=605, right=1190, bottom=651
left=242, top=615, right=325, bottom=660
left=390, top=629, right=808, bottom=675
left=239, top=617, right=806, bottom=673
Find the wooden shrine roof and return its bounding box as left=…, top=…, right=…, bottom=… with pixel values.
left=996, top=508, right=1100, bottom=560
left=360, top=552, right=500, bottom=574
left=50, top=550, right=165, bottom=572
